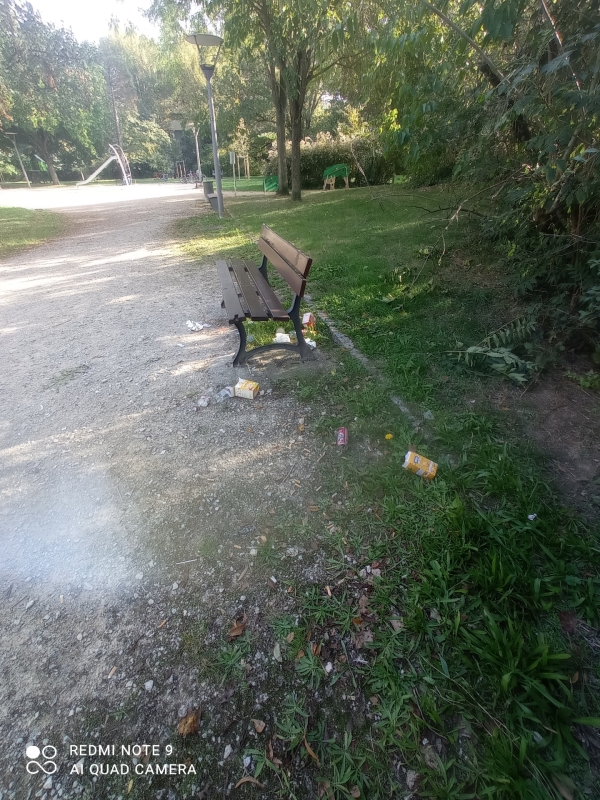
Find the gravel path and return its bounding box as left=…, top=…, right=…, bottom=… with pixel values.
left=0, top=185, right=329, bottom=798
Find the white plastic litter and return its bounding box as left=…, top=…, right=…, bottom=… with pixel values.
left=273, top=332, right=291, bottom=343
left=186, top=320, right=206, bottom=331
left=304, top=338, right=317, bottom=349
left=528, top=514, right=537, bottom=521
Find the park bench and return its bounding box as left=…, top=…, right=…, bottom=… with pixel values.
left=323, top=163, right=349, bottom=190
left=264, top=175, right=278, bottom=192
left=203, top=180, right=219, bottom=211
left=216, top=225, right=315, bottom=367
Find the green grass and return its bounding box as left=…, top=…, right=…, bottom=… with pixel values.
left=174, top=187, right=600, bottom=799
left=219, top=175, right=265, bottom=192
left=0, top=206, right=66, bottom=258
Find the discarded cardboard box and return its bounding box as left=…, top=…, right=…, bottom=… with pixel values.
left=234, top=379, right=260, bottom=399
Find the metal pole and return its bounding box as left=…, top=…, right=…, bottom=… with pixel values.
left=202, top=66, right=224, bottom=217
left=193, top=127, right=202, bottom=181
left=8, top=135, right=31, bottom=189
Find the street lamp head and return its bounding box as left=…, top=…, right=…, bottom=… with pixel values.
left=185, top=32, right=223, bottom=74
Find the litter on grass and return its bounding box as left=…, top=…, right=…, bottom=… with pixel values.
left=305, top=338, right=317, bottom=349
left=403, top=451, right=438, bottom=480
left=274, top=332, right=291, bottom=343
left=234, top=379, right=260, bottom=399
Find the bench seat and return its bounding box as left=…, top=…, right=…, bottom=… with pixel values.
left=216, top=225, right=314, bottom=366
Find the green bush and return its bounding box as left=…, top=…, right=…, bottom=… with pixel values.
left=264, top=133, right=396, bottom=188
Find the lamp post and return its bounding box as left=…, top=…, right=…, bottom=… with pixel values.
left=187, top=123, right=202, bottom=183
left=185, top=33, right=224, bottom=217
left=5, top=133, right=31, bottom=189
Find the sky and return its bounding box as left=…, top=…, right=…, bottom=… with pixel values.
left=29, top=0, right=162, bottom=42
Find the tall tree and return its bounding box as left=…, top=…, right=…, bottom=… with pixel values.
left=0, top=1, right=110, bottom=183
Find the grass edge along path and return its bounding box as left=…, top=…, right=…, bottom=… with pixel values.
left=175, top=191, right=600, bottom=799
left=0, top=206, right=67, bottom=259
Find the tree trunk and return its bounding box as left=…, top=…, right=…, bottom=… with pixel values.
left=38, top=135, right=59, bottom=185
left=289, top=95, right=302, bottom=202
left=288, top=50, right=310, bottom=202
left=266, top=60, right=288, bottom=195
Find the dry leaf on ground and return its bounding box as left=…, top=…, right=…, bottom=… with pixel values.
left=421, top=745, right=439, bottom=770
left=177, top=709, right=201, bottom=736
left=234, top=776, right=265, bottom=789
left=558, top=611, right=578, bottom=634
left=390, top=618, right=404, bottom=631
left=304, top=737, right=320, bottom=766
left=251, top=719, right=265, bottom=734
left=350, top=787, right=360, bottom=798
left=551, top=774, right=575, bottom=800
left=286, top=631, right=295, bottom=643
left=352, top=629, right=374, bottom=649
left=229, top=612, right=247, bottom=638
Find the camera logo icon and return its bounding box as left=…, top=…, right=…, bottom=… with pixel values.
left=26, top=745, right=57, bottom=775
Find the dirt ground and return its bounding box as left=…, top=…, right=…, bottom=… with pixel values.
left=0, top=184, right=341, bottom=799
left=1, top=184, right=598, bottom=800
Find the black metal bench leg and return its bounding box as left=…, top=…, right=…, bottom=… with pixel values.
left=289, top=295, right=315, bottom=361
left=232, top=319, right=248, bottom=366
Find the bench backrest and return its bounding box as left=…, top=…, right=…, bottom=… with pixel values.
left=257, top=225, right=313, bottom=298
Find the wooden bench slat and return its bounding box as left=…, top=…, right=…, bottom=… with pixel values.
left=257, top=238, right=306, bottom=297
left=260, top=225, right=312, bottom=278
left=216, top=259, right=247, bottom=323
left=244, top=261, right=289, bottom=320
left=229, top=259, right=270, bottom=321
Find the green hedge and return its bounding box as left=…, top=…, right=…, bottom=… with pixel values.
left=264, top=134, right=395, bottom=188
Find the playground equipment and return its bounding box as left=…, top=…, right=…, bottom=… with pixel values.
left=264, top=175, right=278, bottom=192
left=323, top=164, right=349, bottom=190
left=77, top=144, right=132, bottom=187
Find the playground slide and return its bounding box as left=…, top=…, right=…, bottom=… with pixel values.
left=76, top=155, right=116, bottom=186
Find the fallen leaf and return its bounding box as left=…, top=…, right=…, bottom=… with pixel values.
left=229, top=612, right=247, bottom=638
left=310, top=540, right=319, bottom=550
left=286, top=631, right=295, bottom=643
left=157, top=619, right=167, bottom=629
left=234, top=776, right=265, bottom=789
left=297, top=649, right=305, bottom=660
left=252, top=719, right=266, bottom=734
left=429, top=608, right=441, bottom=622
left=259, top=535, right=268, bottom=543
left=177, top=709, right=201, bottom=736
left=421, top=744, right=439, bottom=770
left=352, top=617, right=363, bottom=626
left=405, top=770, right=420, bottom=791
left=273, top=643, right=282, bottom=663
left=234, top=566, right=249, bottom=584
left=390, top=618, right=404, bottom=631
left=369, top=695, right=380, bottom=705
left=352, top=629, right=374, bottom=649
left=358, top=594, right=369, bottom=614
left=558, top=611, right=578, bottom=635
left=325, top=585, right=332, bottom=597
left=350, top=786, right=361, bottom=798
left=551, top=774, right=575, bottom=800
left=108, top=666, right=117, bottom=679
left=308, top=505, right=319, bottom=512
left=571, top=671, right=580, bottom=684
left=127, top=778, right=133, bottom=794
left=304, top=737, right=320, bottom=766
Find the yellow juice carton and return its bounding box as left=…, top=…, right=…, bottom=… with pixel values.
left=234, top=379, right=260, bottom=399
left=403, top=451, right=438, bottom=480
